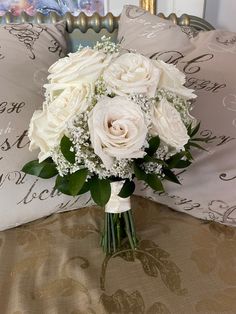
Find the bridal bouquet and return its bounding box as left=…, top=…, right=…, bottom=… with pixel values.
left=23, top=37, right=206, bottom=254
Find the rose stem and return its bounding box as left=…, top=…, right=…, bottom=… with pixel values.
left=117, top=214, right=121, bottom=249
left=107, top=213, right=111, bottom=254
left=110, top=213, right=116, bottom=253
left=123, top=212, right=135, bottom=250
left=128, top=210, right=137, bottom=247
left=104, top=212, right=108, bottom=253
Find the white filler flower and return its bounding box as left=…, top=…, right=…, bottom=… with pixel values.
left=88, top=96, right=148, bottom=169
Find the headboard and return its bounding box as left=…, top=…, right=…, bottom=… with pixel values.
left=0, top=2, right=214, bottom=52
left=0, top=11, right=214, bottom=33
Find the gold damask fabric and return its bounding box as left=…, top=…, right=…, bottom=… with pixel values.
left=0, top=196, right=236, bottom=314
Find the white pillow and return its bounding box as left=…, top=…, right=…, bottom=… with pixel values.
left=0, top=23, right=91, bottom=230
left=118, top=6, right=236, bottom=226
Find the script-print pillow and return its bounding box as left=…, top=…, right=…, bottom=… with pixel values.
left=0, top=23, right=92, bottom=231
left=118, top=6, right=236, bottom=226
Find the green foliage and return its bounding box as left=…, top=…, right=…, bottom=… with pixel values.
left=22, top=158, right=58, bottom=179
left=134, top=162, right=146, bottom=180
left=60, top=135, right=76, bottom=164
left=188, top=122, right=200, bottom=137
left=55, top=168, right=88, bottom=196
left=145, top=173, right=164, bottom=191
left=146, top=136, right=160, bottom=156
left=90, top=176, right=111, bottom=206
left=162, top=168, right=181, bottom=184
left=55, top=175, right=71, bottom=195
left=118, top=180, right=135, bottom=198
left=166, top=152, right=192, bottom=169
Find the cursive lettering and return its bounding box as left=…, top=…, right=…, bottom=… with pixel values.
left=17, top=178, right=61, bottom=205
left=0, top=46, right=4, bottom=60
left=0, top=171, right=27, bottom=188
left=150, top=51, right=184, bottom=65
left=216, top=35, right=236, bottom=46
left=0, top=101, right=26, bottom=114
left=0, top=130, right=29, bottom=161
left=48, top=39, right=65, bottom=58
left=4, top=24, right=44, bottom=59
left=185, top=77, right=226, bottom=93
left=219, top=173, right=236, bottom=181
left=150, top=50, right=214, bottom=74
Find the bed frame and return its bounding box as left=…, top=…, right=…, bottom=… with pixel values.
left=0, top=0, right=214, bottom=33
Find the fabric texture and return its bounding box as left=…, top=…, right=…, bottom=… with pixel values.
left=0, top=22, right=92, bottom=231
left=118, top=5, right=236, bottom=226
left=0, top=196, right=236, bottom=313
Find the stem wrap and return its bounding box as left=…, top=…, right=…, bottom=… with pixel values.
left=105, top=181, right=131, bottom=213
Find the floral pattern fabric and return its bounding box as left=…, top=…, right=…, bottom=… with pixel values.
left=0, top=196, right=235, bottom=313
left=0, top=0, right=105, bottom=16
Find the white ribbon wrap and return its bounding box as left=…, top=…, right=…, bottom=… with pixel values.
left=105, top=181, right=131, bottom=214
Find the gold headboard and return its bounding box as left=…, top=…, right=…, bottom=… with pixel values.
left=140, top=0, right=156, bottom=14
left=0, top=0, right=214, bottom=33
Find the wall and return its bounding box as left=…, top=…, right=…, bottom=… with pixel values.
left=157, top=0, right=205, bottom=17
left=107, top=0, right=236, bottom=32
left=205, top=0, right=236, bottom=31
left=107, top=0, right=139, bottom=16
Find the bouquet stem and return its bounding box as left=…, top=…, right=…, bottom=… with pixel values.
left=101, top=209, right=137, bottom=254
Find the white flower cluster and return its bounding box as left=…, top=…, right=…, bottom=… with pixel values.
left=94, top=36, right=119, bottom=54
left=156, top=89, right=196, bottom=127
left=28, top=38, right=197, bottom=180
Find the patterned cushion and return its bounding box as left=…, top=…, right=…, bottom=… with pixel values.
left=118, top=5, right=236, bottom=226
left=0, top=22, right=91, bottom=230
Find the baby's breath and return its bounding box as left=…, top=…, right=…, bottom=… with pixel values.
left=156, top=89, right=196, bottom=126
left=94, top=36, right=119, bottom=54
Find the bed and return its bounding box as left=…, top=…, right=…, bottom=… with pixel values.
left=0, top=2, right=236, bottom=313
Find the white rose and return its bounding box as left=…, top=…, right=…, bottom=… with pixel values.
left=103, top=53, right=161, bottom=97
left=46, top=47, right=112, bottom=100
left=155, top=60, right=196, bottom=99
left=150, top=98, right=189, bottom=150
left=88, top=96, right=148, bottom=169
left=29, top=84, right=92, bottom=162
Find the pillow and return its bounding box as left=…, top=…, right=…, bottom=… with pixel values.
left=118, top=5, right=194, bottom=56
left=119, top=6, right=236, bottom=226
left=0, top=22, right=92, bottom=231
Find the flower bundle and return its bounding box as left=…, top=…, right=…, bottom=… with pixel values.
left=23, top=38, right=206, bottom=254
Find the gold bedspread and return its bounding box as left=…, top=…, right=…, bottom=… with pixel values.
left=0, top=196, right=236, bottom=314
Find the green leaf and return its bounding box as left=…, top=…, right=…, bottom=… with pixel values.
left=167, top=151, right=187, bottom=169
left=55, top=168, right=88, bottom=196
left=68, top=169, right=88, bottom=196
left=90, top=176, right=111, bottom=207
left=145, top=173, right=164, bottom=191
left=134, top=163, right=146, bottom=180
left=55, top=175, right=71, bottom=195
left=188, top=141, right=207, bottom=151
left=77, top=181, right=91, bottom=195
left=146, top=136, right=160, bottom=156
left=118, top=180, right=135, bottom=198
left=174, top=160, right=192, bottom=169
left=163, top=168, right=181, bottom=184
left=22, top=159, right=58, bottom=179
left=60, top=135, right=75, bottom=164
left=185, top=150, right=194, bottom=161
left=189, top=122, right=200, bottom=137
